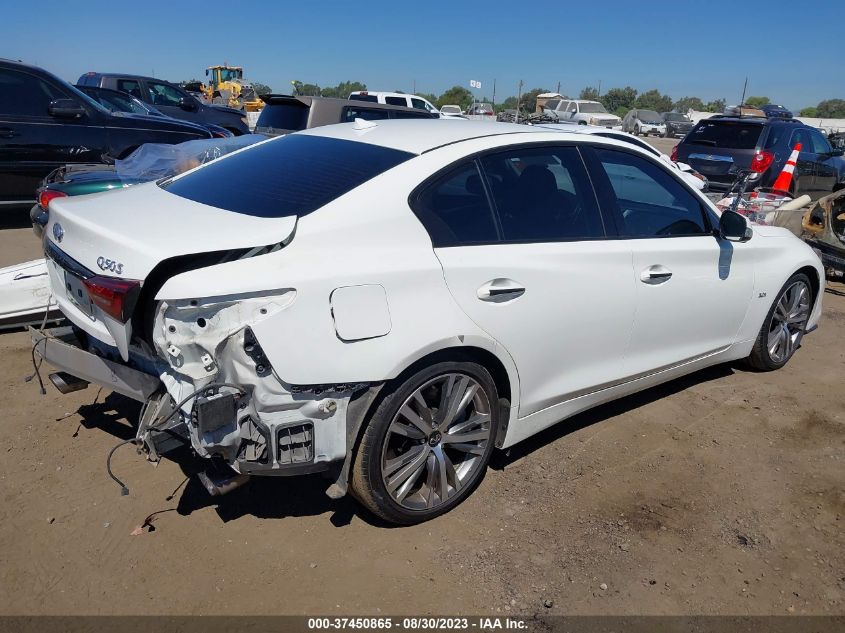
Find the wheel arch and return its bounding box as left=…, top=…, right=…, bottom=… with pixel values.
left=795, top=264, right=820, bottom=304
left=335, top=343, right=518, bottom=498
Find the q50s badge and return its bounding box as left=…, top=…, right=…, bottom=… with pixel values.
left=97, top=256, right=124, bottom=275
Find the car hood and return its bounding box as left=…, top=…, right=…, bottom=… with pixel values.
left=45, top=181, right=297, bottom=281
left=110, top=111, right=211, bottom=135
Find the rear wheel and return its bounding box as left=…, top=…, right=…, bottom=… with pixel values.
left=351, top=361, right=499, bottom=525
left=746, top=273, right=813, bottom=370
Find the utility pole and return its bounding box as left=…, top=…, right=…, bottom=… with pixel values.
left=598, top=80, right=602, bottom=97
left=740, top=77, right=748, bottom=106
left=492, top=79, right=496, bottom=110
left=556, top=81, right=561, bottom=95
left=516, top=80, right=524, bottom=114
left=413, top=79, right=416, bottom=94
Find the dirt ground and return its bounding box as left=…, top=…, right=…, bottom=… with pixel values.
left=0, top=169, right=843, bottom=618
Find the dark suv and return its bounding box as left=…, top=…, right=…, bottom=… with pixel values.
left=0, top=59, right=211, bottom=209
left=674, top=116, right=845, bottom=198
left=254, top=94, right=438, bottom=136
left=77, top=72, right=249, bottom=135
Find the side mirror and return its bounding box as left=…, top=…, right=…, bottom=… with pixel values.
left=830, top=148, right=844, bottom=157
left=48, top=99, right=85, bottom=119
left=719, top=210, right=753, bottom=242
left=178, top=96, right=198, bottom=111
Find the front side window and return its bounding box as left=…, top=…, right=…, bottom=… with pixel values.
left=147, top=81, right=184, bottom=107
left=162, top=135, right=414, bottom=218
left=591, top=147, right=708, bottom=237
left=480, top=146, right=605, bottom=242
left=0, top=69, right=67, bottom=116
left=411, top=162, right=499, bottom=247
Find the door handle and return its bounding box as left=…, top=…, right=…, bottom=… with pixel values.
left=0, top=128, right=19, bottom=139
left=477, top=279, right=525, bottom=302
left=640, top=265, right=673, bottom=284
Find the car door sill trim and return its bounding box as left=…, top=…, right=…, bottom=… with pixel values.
left=520, top=345, right=731, bottom=418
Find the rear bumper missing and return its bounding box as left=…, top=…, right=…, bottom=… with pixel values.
left=29, top=326, right=160, bottom=402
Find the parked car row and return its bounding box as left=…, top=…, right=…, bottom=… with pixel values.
left=0, top=59, right=213, bottom=209
left=674, top=115, right=845, bottom=197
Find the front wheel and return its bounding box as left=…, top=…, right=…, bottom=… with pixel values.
left=351, top=361, right=500, bottom=524
left=746, top=273, right=813, bottom=370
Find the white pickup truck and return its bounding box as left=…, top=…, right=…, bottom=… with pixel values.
left=543, top=98, right=621, bottom=128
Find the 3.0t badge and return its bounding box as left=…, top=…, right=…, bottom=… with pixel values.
left=96, top=256, right=124, bottom=275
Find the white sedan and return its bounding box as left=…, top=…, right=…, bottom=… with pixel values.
left=36, top=120, right=823, bottom=524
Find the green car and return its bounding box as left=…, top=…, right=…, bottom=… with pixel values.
left=31, top=134, right=265, bottom=237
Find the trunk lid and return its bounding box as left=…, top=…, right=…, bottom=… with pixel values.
left=45, top=181, right=297, bottom=282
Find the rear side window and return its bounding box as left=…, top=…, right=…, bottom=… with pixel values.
left=687, top=121, right=762, bottom=149
left=116, top=79, right=144, bottom=100
left=341, top=106, right=390, bottom=122
left=411, top=162, right=499, bottom=246
left=256, top=103, right=309, bottom=132
left=592, top=147, right=708, bottom=237
left=385, top=96, right=407, bottom=106
left=162, top=135, right=414, bottom=218
left=480, top=146, right=604, bottom=242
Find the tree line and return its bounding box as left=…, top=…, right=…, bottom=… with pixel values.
left=221, top=78, right=845, bottom=119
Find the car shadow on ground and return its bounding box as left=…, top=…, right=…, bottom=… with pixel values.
left=489, top=363, right=735, bottom=470
left=74, top=364, right=737, bottom=528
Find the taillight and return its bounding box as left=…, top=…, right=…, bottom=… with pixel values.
left=750, top=150, right=774, bottom=173
left=82, top=276, right=141, bottom=322
left=670, top=145, right=678, bottom=162
left=39, top=189, right=67, bottom=210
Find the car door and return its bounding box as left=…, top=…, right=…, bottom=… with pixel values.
left=808, top=128, right=838, bottom=194
left=414, top=144, right=636, bottom=417
left=788, top=128, right=818, bottom=196
left=584, top=145, right=754, bottom=377
left=145, top=79, right=202, bottom=123
left=0, top=66, right=106, bottom=204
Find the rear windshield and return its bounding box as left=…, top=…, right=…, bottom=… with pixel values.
left=686, top=120, right=762, bottom=149
left=161, top=135, right=414, bottom=218
left=637, top=110, right=661, bottom=121
left=255, top=102, right=309, bottom=132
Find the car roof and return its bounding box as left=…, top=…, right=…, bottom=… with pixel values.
left=297, top=119, right=626, bottom=154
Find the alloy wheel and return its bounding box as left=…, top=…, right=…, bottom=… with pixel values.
left=380, top=373, right=492, bottom=511
left=767, top=280, right=811, bottom=363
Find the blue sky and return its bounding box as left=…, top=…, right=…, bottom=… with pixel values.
left=5, top=0, right=843, bottom=109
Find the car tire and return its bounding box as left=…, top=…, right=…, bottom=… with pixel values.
left=662, top=129, right=669, bottom=138
left=350, top=361, right=500, bottom=525
left=746, top=272, right=813, bottom=371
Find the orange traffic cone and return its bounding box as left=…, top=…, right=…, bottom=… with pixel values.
left=772, top=143, right=801, bottom=192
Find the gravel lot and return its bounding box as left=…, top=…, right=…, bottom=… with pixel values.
left=0, top=135, right=842, bottom=618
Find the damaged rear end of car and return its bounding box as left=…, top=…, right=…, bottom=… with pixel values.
left=34, top=131, right=416, bottom=495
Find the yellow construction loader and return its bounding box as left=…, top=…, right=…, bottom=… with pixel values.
left=200, top=65, right=263, bottom=112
